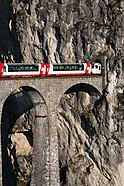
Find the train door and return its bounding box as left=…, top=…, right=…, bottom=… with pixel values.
left=46, top=64, right=53, bottom=76
left=0, top=63, right=4, bottom=77
left=40, top=64, right=47, bottom=76
left=85, top=63, right=92, bottom=75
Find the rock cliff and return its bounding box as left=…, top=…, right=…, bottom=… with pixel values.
left=0, top=0, right=124, bottom=186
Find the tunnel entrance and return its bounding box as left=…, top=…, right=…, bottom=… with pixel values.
left=1, top=86, right=49, bottom=186
left=58, top=83, right=102, bottom=186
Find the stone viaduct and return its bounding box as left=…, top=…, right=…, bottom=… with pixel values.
left=0, top=76, right=103, bottom=186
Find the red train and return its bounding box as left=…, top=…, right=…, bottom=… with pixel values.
left=0, top=62, right=101, bottom=77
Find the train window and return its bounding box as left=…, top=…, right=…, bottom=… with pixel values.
left=53, top=65, right=59, bottom=71
left=95, top=65, right=98, bottom=68
left=53, top=65, right=63, bottom=71
left=53, top=64, right=84, bottom=71
left=4, top=66, right=6, bottom=72
left=60, top=66, right=65, bottom=70
left=8, top=64, right=39, bottom=72
left=92, top=64, right=94, bottom=68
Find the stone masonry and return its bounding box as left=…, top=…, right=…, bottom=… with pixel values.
left=0, top=76, right=103, bottom=186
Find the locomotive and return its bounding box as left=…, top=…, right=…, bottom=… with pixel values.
left=0, top=62, right=101, bottom=77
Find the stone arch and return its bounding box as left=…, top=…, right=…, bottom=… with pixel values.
left=1, top=86, right=49, bottom=186
left=65, top=83, right=101, bottom=96
left=57, top=83, right=102, bottom=185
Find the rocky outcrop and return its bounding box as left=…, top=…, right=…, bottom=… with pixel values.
left=0, top=0, right=123, bottom=65
left=0, top=0, right=124, bottom=186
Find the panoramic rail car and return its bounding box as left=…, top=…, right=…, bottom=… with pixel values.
left=0, top=62, right=102, bottom=77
